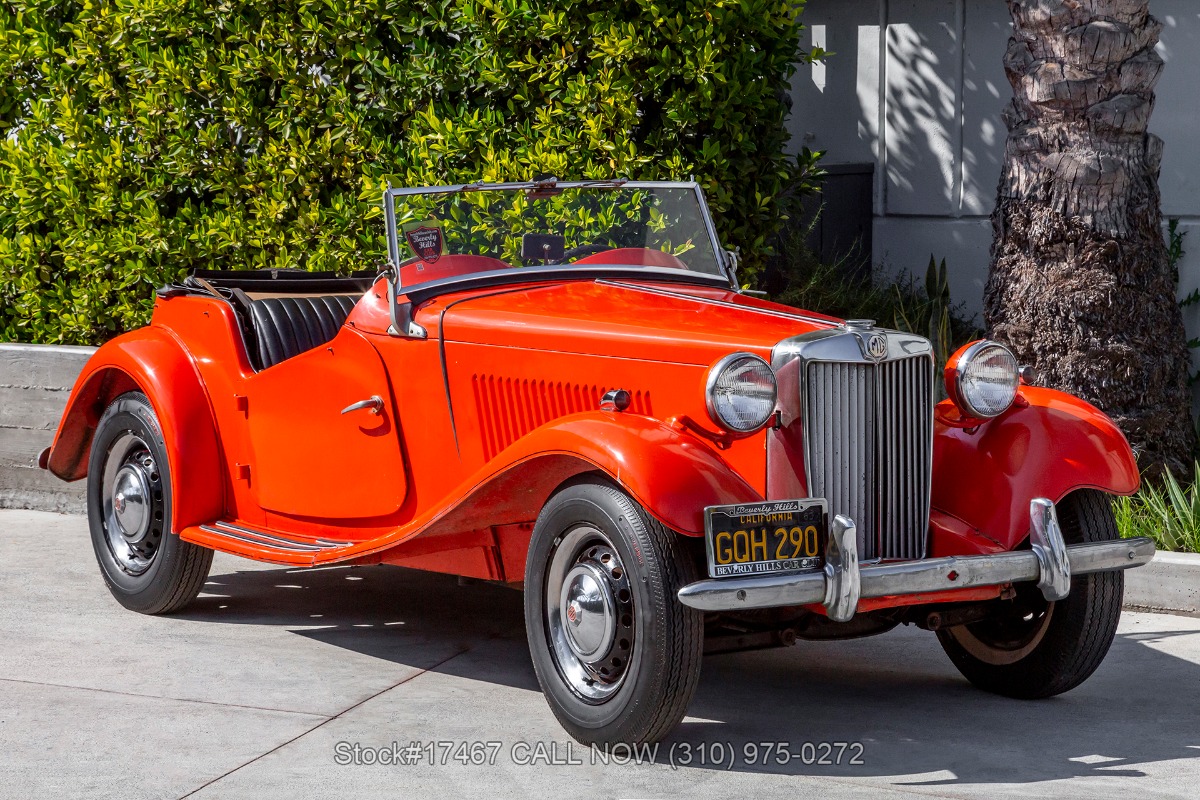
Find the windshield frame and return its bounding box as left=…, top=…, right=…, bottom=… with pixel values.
left=380, top=179, right=735, bottom=290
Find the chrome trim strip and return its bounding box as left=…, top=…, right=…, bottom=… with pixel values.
left=387, top=178, right=661, bottom=198
left=597, top=280, right=839, bottom=328
left=678, top=500, right=1155, bottom=617
left=405, top=267, right=730, bottom=306
left=203, top=522, right=350, bottom=552
left=211, top=521, right=316, bottom=547
left=199, top=525, right=322, bottom=553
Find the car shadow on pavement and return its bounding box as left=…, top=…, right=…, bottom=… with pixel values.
left=183, top=562, right=1200, bottom=786
left=675, top=624, right=1200, bottom=784
left=183, top=561, right=541, bottom=688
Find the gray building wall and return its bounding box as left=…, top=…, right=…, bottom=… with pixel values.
left=789, top=0, right=1200, bottom=329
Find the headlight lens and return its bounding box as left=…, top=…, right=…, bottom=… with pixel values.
left=706, top=353, right=777, bottom=433
left=948, top=340, right=1019, bottom=418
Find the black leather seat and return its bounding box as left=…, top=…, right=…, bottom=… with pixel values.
left=248, top=295, right=358, bottom=371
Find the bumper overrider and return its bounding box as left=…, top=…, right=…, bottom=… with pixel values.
left=677, top=498, right=1155, bottom=622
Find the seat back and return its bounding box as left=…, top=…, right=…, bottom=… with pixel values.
left=248, top=295, right=359, bottom=371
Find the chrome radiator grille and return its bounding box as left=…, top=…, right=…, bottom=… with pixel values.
left=803, top=356, right=934, bottom=560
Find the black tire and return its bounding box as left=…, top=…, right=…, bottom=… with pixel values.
left=524, top=477, right=703, bottom=746
left=936, top=489, right=1123, bottom=698
left=87, top=392, right=213, bottom=614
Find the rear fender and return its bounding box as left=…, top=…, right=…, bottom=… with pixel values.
left=930, top=386, right=1139, bottom=554
left=46, top=327, right=224, bottom=531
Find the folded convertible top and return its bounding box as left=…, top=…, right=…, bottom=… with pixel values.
left=182, top=268, right=376, bottom=295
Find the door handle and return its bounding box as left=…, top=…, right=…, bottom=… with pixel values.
left=340, top=395, right=384, bottom=416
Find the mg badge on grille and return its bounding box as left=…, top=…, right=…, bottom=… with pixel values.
left=865, top=333, right=888, bottom=361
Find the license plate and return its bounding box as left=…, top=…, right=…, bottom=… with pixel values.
left=704, top=499, right=826, bottom=578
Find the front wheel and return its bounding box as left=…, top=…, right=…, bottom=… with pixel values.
left=936, top=489, right=1123, bottom=698
left=524, top=477, right=703, bottom=746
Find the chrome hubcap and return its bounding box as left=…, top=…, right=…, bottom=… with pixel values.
left=101, top=433, right=164, bottom=575
left=546, top=526, right=635, bottom=703
left=561, top=563, right=616, bottom=661
left=113, top=464, right=152, bottom=544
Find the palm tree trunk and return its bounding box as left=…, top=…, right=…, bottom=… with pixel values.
left=985, top=0, right=1194, bottom=478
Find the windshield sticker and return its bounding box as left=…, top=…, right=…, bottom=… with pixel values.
left=403, top=220, right=444, bottom=266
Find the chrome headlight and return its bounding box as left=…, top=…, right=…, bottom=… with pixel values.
left=705, top=353, right=777, bottom=433
left=947, top=340, right=1019, bottom=419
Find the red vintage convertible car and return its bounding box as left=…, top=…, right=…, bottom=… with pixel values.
left=43, top=179, right=1154, bottom=746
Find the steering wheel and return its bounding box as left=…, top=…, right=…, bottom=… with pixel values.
left=563, top=243, right=613, bottom=261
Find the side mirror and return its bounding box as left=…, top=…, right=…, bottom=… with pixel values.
left=522, top=233, right=566, bottom=263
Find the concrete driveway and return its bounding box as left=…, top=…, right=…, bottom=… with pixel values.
left=1, top=510, right=1197, bottom=799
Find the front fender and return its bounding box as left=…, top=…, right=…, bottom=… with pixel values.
left=46, top=326, right=224, bottom=532
left=504, top=413, right=762, bottom=536
left=325, top=412, right=760, bottom=570
left=930, top=386, right=1139, bottom=553
left=413, top=412, right=759, bottom=539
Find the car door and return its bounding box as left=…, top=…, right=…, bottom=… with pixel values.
left=243, top=327, right=407, bottom=519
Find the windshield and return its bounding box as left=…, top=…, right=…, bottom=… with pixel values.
left=384, top=181, right=729, bottom=288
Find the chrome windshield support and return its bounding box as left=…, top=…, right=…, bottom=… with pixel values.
left=381, top=187, right=426, bottom=339
left=383, top=261, right=427, bottom=339
left=677, top=498, right=1156, bottom=619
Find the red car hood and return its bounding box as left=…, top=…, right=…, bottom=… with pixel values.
left=435, top=279, right=841, bottom=365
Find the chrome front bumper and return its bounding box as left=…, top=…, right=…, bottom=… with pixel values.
left=677, top=498, right=1155, bottom=622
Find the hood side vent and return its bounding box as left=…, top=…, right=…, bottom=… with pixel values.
left=472, top=375, right=652, bottom=460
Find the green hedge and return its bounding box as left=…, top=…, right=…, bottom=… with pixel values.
left=0, top=0, right=817, bottom=345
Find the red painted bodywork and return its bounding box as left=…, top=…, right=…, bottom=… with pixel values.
left=46, top=269, right=1140, bottom=612
left=931, top=388, right=1139, bottom=553
left=45, top=327, right=225, bottom=532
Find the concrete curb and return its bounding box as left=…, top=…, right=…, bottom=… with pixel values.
left=1123, top=550, right=1200, bottom=618
left=0, top=343, right=95, bottom=514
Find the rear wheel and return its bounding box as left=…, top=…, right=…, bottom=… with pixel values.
left=936, top=489, right=1123, bottom=697
left=87, top=392, right=212, bottom=614
left=524, top=477, right=703, bottom=746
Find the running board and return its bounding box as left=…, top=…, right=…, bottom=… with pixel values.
left=184, top=520, right=356, bottom=565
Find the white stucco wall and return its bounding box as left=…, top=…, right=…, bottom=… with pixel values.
left=789, top=0, right=1200, bottom=325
